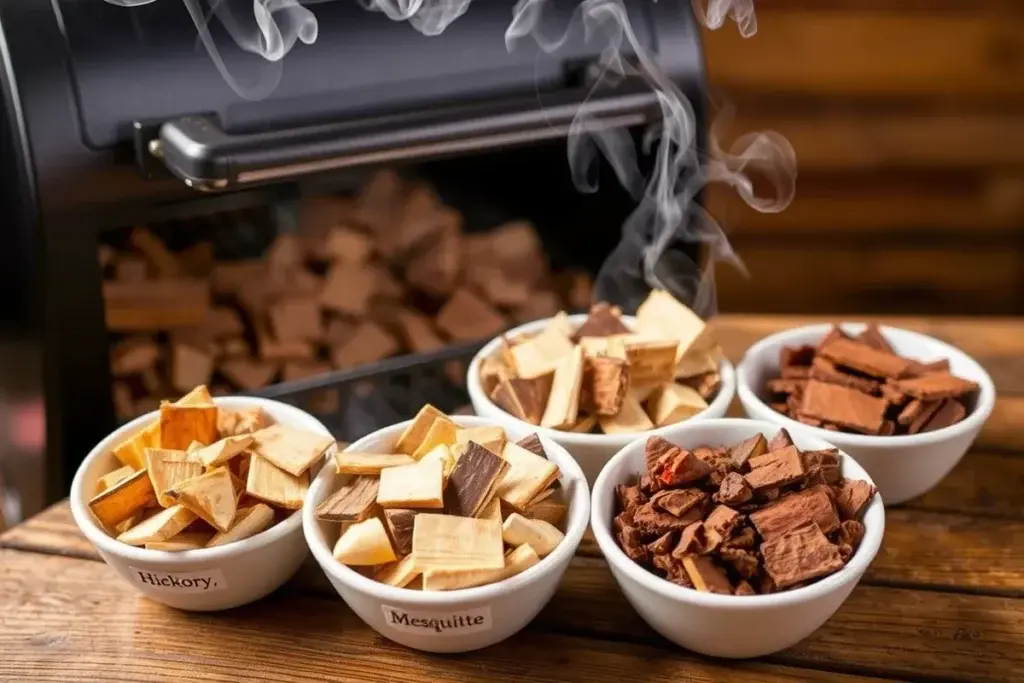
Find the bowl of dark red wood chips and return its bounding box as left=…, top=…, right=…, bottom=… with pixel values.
left=736, top=323, right=995, bottom=504
left=591, top=418, right=883, bottom=658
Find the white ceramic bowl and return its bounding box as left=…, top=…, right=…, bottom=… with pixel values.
left=303, top=415, right=590, bottom=653
left=736, top=323, right=996, bottom=505
left=592, top=418, right=884, bottom=659
left=70, top=396, right=328, bottom=611
left=468, top=314, right=736, bottom=486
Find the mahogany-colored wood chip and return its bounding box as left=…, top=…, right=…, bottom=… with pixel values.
left=761, top=522, right=844, bottom=589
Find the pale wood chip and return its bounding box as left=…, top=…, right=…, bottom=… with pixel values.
left=207, top=503, right=275, bottom=547
left=502, top=512, right=564, bottom=557
left=117, top=504, right=196, bottom=546
left=171, top=467, right=237, bottom=532
left=332, top=451, right=415, bottom=475
left=333, top=517, right=397, bottom=566
left=377, top=460, right=444, bottom=509
left=412, top=514, right=505, bottom=571
left=251, top=424, right=335, bottom=477
left=246, top=454, right=308, bottom=510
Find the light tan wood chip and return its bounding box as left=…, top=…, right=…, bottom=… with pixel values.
left=332, top=451, right=416, bottom=475
left=144, top=531, right=213, bottom=551
left=374, top=554, right=422, bottom=588
left=207, top=503, right=275, bottom=547
left=598, top=392, right=654, bottom=434
left=455, top=426, right=507, bottom=456
left=411, top=417, right=461, bottom=460
left=377, top=459, right=444, bottom=509
left=422, top=543, right=540, bottom=591
left=251, top=424, right=335, bottom=477
left=145, top=448, right=202, bottom=507
left=96, top=465, right=136, bottom=494
left=171, top=467, right=237, bottom=532
left=540, top=346, right=584, bottom=430
left=412, top=514, right=505, bottom=571
left=647, top=383, right=708, bottom=426
left=496, top=442, right=559, bottom=510
left=117, top=504, right=197, bottom=546
left=394, top=404, right=449, bottom=456
left=333, top=517, right=397, bottom=566
left=190, top=435, right=255, bottom=469
left=246, top=454, right=309, bottom=510
left=502, top=513, right=564, bottom=557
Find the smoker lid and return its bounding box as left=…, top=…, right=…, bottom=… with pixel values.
left=52, top=0, right=699, bottom=149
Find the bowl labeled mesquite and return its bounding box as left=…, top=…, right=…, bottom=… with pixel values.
left=318, top=405, right=567, bottom=591
left=765, top=324, right=980, bottom=436
left=613, top=429, right=877, bottom=595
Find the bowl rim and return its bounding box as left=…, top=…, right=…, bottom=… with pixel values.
left=70, top=395, right=323, bottom=565
left=591, top=417, right=885, bottom=609
left=467, top=314, right=736, bottom=447
left=736, top=322, right=996, bottom=447
left=302, top=415, right=591, bottom=605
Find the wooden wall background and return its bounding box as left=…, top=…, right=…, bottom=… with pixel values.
left=699, top=2, right=1024, bottom=315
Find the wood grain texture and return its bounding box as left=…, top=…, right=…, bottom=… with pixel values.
left=906, top=452, right=1024, bottom=518
left=717, top=247, right=1023, bottom=315
left=706, top=173, right=1024, bottom=235
left=704, top=13, right=1024, bottom=98
left=544, top=558, right=1024, bottom=683
left=0, top=549, right=896, bottom=683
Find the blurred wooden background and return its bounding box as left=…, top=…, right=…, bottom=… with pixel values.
left=701, top=2, right=1024, bottom=315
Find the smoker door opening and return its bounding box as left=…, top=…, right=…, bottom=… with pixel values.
left=98, top=147, right=641, bottom=426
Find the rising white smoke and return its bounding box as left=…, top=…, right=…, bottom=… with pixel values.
left=504, top=0, right=795, bottom=313
left=358, top=0, right=473, bottom=36
left=102, top=0, right=794, bottom=314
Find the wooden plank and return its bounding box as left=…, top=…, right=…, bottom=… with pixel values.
left=977, top=396, right=1024, bottom=453
left=545, top=558, right=1024, bottom=683
left=868, top=510, right=1024, bottom=595
left=904, top=452, right=1024, bottom=519
left=706, top=173, right=1024, bottom=235
left=704, top=13, right=1024, bottom=98
left=717, top=112, right=1024, bottom=171
left=716, top=246, right=1023, bottom=315
left=0, top=549, right=894, bottom=683
left=0, top=503, right=99, bottom=561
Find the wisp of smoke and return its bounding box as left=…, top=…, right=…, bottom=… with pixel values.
left=358, top=0, right=474, bottom=36
left=103, top=0, right=794, bottom=315
left=506, top=0, right=795, bottom=314
left=103, top=0, right=318, bottom=100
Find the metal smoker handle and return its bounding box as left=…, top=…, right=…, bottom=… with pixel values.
left=151, top=84, right=661, bottom=192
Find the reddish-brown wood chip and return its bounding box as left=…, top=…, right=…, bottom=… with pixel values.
left=801, top=381, right=888, bottom=434
left=819, top=338, right=911, bottom=379
left=761, top=522, right=844, bottom=589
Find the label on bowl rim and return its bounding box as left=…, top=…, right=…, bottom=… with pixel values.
left=128, top=566, right=227, bottom=593
left=381, top=604, right=493, bottom=636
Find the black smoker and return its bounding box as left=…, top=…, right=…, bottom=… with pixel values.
left=0, top=0, right=705, bottom=503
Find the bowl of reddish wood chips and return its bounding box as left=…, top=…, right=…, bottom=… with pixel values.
left=71, top=386, right=335, bottom=611
left=591, top=418, right=884, bottom=658
left=468, top=289, right=735, bottom=485
left=736, top=323, right=995, bottom=504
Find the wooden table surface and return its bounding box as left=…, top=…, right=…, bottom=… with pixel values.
left=3, top=315, right=1023, bottom=683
